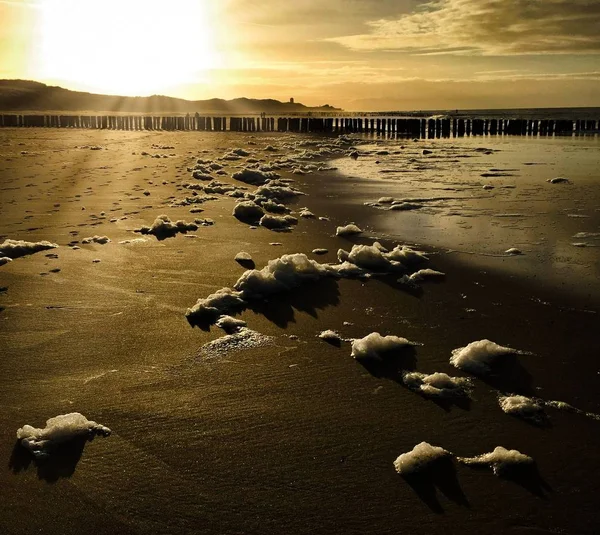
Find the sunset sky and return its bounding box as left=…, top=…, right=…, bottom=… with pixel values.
left=1, top=0, right=599, bottom=110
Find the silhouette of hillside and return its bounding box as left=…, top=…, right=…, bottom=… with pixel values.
left=0, top=80, right=340, bottom=113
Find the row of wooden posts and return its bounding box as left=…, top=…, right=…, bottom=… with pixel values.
left=0, top=114, right=597, bottom=137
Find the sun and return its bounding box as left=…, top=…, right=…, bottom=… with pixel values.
left=36, top=0, right=220, bottom=96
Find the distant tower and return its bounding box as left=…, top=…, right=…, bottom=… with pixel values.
left=290, top=98, right=294, bottom=104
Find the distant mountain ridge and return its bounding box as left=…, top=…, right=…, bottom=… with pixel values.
left=0, top=80, right=340, bottom=113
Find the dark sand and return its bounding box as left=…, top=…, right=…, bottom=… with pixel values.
left=1, top=129, right=599, bottom=534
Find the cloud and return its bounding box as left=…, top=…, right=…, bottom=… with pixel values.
left=328, top=0, right=600, bottom=55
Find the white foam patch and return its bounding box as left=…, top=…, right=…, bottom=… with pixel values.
left=82, top=235, right=110, bottom=244
left=393, top=442, right=452, bottom=476
left=17, top=413, right=111, bottom=459
left=259, top=199, right=290, bottom=214
left=544, top=400, right=600, bottom=421
left=385, top=245, right=429, bottom=267
left=403, top=372, right=472, bottom=399
left=389, top=202, right=421, bottom=211
left=450, top=339, right=522, bottom=375
left=186, top=287, right=246, bottom=323
left=188, top=242, right=432, bottom=326
left=573, top=232, right=600, bottom=239
left=336, top=224, right=362, bottom=236
left=343, top=243, right=397, bottom=271
left=0, top=257, right=12, bottom=266
left=254, top=183, right=304, bottom=200
left=458, top=446, right=534, bottom=476
left=232, top=168, right=279, bottom=186
left=136, top=215, right=198, bottom=237
left=233, top=253, right=333, bottom=299
left=233, top=201, right=265, bottom=222
left=0, top=239, right=58, bottom=259
left=408, top=269, right=445, bottom=282
left=234, top=251, right=253, bottom=263
left=338, top=243, right=429, bottom=273
left=260, top=214, right=298, bottom=231
left=199, top=328, right=274, bottom=358
left=215, top=315, right=247, bottom=334
left=351, top=332, right=416, bottom=361
left=499, top=395, right=546, bottom=423
left=119, top=238, right=148, bottom=245
left=191, top=170, right=213, bottom=181
left=299, top=209, right=315, bottom=218
left=333, top=261, right=371, bottom=278
left=318, top=330, right=342, bottom=343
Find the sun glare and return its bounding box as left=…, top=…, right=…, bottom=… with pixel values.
left=37, top=0, right=220, bottom=96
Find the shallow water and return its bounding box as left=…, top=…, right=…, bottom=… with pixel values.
left=332, top=134, right=600, bottom=304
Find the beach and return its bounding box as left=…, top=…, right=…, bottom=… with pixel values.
left=1, top=128, right=599, bottom=535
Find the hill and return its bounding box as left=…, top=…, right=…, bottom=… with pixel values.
left=0, top=80, right=340, bottom=114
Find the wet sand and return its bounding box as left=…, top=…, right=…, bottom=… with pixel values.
left=1, top=128, right=599, bottom=535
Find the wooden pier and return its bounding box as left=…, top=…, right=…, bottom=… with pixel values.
left=0, top=113, right=597, bottom=137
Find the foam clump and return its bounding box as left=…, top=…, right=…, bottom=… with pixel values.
left=385, top=245, right=429, bottom=267
left=136, top=215, right=198, bottom=238
left=82, top=235, right=110, bottom=244
left=199, top=328, right=273, bottom=358
left=187, top=254, right=334, bottom=324
left=186, top=287, right=245, bottom=324
left=318, top=330, right=342, bottom=343
left=233, top=201, right=265, bottom=223
left=17, top=413, right=111, bottom=459
left=450, top=339, right=520, bottom=375
left=260, top=214, right=298, bottom=231
left=389, top=202, right=421, bottom=211
left=338, top=242, right=429, bottom=273
left=299, top=209, right=315, bottom=218
left=341, top=243, right=396, bottom=271
left=234, top=253, right=332, bottom=299
left=119, top=238, right=148, bottom=245
left=499, top=395, right=546, bottom=424
left=403, top=372, right=472, bottom=399
left=505, top=248, right=523, bottom=255
left=234, top=251, right=253, bottom=263
left=215, top=315, right=247, bottom=334
left=336, top=224, right=362, bottom=236
left=192, top=170, right=213, bottom=181
left=408, top=269, right=445, bottom=282
left=0, top=239, right=58, bottom=259
left=188, top=242, right=431, bottom=328
left=543, top=400, right=600, bottom=421
left=232, top=168, right=278, bottom=186
left=254, top=183, right=304, bottom=200
left=351, top=332, right=416, bottom=361
left=393, top=442, right=452, bottom=476
left=260, top=199, right=289, bottom=214
left=458, top=446, right=534, bottom=476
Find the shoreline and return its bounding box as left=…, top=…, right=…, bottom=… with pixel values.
left=310, top=134, right=600, bottom=307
